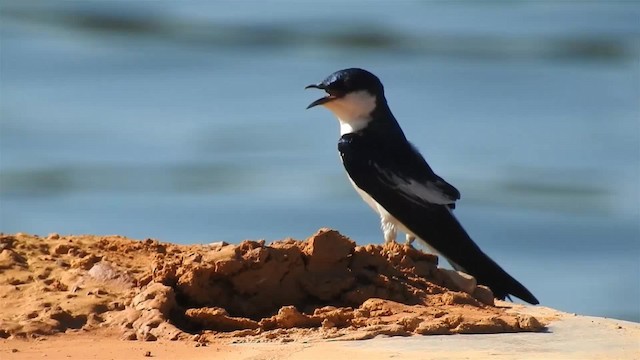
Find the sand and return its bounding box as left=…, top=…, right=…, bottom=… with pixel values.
left=1, top=230, right=637, bottom=359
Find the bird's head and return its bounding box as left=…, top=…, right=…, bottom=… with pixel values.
left=306, top=68, right=386, bottom=134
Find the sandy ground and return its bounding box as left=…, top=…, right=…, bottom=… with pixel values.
left=2, top=309, right=638, bottom=360
left=1, top=230, right=638, bottom=359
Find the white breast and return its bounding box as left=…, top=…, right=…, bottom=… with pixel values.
left=347, top=177, right=416, bottom=242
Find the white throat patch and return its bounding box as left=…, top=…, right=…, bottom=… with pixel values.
left=323, top=90, right=377, bottom=135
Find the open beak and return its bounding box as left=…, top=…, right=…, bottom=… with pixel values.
left=305, top=83, right=337, bottom=109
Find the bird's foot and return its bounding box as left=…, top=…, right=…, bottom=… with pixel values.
left=404, top=234, right=415, bottom=245
left=383, top=231, right=397, bottom=244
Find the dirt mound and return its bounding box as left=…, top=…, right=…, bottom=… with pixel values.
left=0, top=230, right=544, bottom=342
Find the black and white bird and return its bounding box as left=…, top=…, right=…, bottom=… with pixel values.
left=306, top=68, right=539, bottom=304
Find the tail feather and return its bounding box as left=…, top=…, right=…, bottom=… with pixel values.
left=405, top=207, right=539, bottom=305
left=448, top=245, right=539, bottom=304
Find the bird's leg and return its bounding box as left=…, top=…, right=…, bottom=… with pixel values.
left=405, top=234, right=415, bottom=245
left=381, top=218, right=397, bottom=244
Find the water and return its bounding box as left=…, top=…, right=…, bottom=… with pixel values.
left=1, top=1, right=639, bottom=322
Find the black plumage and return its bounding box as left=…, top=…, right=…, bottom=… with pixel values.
left=307, top=68, right=539, bottom=304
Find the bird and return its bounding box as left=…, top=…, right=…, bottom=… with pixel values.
left=305, top=68, right=539, bottom=305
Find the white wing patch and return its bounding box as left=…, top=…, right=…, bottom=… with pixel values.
left=375, top=165, right=456, bottom=205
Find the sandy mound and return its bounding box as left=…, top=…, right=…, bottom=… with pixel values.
left=0, top=229, right=544, bottom=342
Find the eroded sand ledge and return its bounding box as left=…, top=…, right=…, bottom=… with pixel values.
left=0, top=229, right=545, bottom=342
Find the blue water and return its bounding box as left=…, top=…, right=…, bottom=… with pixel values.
left=1, top=2, right=639, bottom=321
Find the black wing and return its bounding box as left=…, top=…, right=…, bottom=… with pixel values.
left=362, top=141, right=461, bottom=209
left=339, top=133, right=539, bottom=304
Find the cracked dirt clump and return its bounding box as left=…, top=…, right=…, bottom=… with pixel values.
left=0, top=230, right=544, bottom=342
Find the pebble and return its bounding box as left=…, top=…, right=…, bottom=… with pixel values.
left=441, top=268, right=477, bottom=294
left=51, top=244, right=71, bottom=255
left=122, top=331, right=137, bottom=341
left=208, top=241, right=229, bottom=251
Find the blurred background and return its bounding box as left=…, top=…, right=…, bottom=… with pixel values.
left=1, top=1, right=638, bottom=321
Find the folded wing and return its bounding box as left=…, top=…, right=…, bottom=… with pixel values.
left=339, top=134, right=539, bottom=304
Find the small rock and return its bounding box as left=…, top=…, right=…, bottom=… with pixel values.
left=321, top=319, right=335, bottom=329
left=51, top=280, right=68, bottom=292
left=0, top=236, right=15, bottom=251
left=132, top=283, right=176, bottom=316
left=68, top=248, right=87, bottom=258
left=0, top=249, right=27, bottom=269
left=8, top=278, right=25, bottom=285
left=55, top=259, right=70, bottom=268
left=137, top=274, right=153, bottom=287
left=441, top=268, right=477, bottom=294
left=47, top=233, right=60, bottom=240
left=72, top=254, right=102, bottom=270
left=472, top=285, right=495, bottom=306
left=183, top=252, right=202, bottom=264
left=208, top=241, right=229, bottom=250
left=142, top=333, right=158, bottom=341
left=93, top=288, right=108, bottom=295
left=144, top=351, right=152, bottom=357
left=517, top=315, right=543, bottom=330
left=185, top=307, right=259, bottom=331
left=51, top=244, right=72, bottom=255
left=88, top=262, right=121, bottom=281
left=108, top=301, right=126, bottom=311
left=121, top=331, right=137, bottom=340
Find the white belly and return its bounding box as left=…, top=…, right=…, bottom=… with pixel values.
left=348, top=178, right=416, bottom=243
